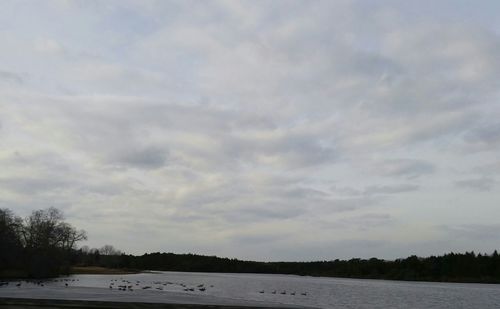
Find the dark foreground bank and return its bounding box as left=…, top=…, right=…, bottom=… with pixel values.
left=0, top=298, right=304, bottom=309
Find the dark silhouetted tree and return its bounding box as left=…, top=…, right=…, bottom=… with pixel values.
left=0, top=208, right=23, bottom=272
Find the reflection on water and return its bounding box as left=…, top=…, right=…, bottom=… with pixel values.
left=7, top=271, right=500, bottom=308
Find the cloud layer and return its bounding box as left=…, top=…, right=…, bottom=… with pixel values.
left=0, top=0, right=499, bottom=260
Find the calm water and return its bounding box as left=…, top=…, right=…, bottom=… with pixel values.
left=40, top=271, right=500, bottom=308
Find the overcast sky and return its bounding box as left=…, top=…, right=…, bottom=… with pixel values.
left=1, top=0, right=499, bottom=261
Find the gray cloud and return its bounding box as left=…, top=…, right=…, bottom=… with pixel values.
left=454, top=177, right=496, bottom=191
left=0, top=70, right=24, bottom=84
left=0, top=177, right=71, bottom=194
left=440, top=224, right=500, bottom=240
left=463, top=123, right=500, bottom=152
left=364, top=184, right=419, bottom=195
left=222, top=205, right=305, bottom=223
left=372, top=159, right=435, bottom=179
left=110, top=146, right=169, bottom=169
left=229, top=233, right=288, bottom=246
left=234, top=132, right=337, bottom=169
left=333, top=213, right=394, bottom=231
left=331, top=183, right=419, bottom=197
left=474, top=161, right=500, bottom=176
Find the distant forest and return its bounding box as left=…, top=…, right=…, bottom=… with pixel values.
left=78, top=250, right=500, bottom=284
left=2, top=207, right=500, bottom=283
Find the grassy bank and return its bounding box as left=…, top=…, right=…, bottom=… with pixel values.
left=0, top=267, right=139, bottom=279
left=0, top=269, right=29, bottom=279
left=70, top=266, right=140, bottom=275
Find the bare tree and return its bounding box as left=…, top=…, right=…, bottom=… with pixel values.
left=57, top=222, right=87, bottom=251
left=99, top=244, right=121, bottom=255
left=22, top=207, right=87, bottom=251
left=80, top=245, right=90, bottom=254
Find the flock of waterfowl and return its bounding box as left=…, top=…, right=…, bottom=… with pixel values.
left=103, top=278, right=310, bottom=297
left=259, top=289, right=307, bottom=296
left=106, top=278, right=212, bottom=292
left=0, top=278, right=78, bottom=288
left=1, top=277, right=309, bottom=297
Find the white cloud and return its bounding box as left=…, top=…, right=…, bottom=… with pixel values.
left=34, top=37, right=64, bottom=54
left=0, top=1, right=499, bottom=260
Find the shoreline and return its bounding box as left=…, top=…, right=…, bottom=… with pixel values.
left=4, top=267, right=500, bottom=285
left=0, top=285, right=310, bottom=309
left=72, top=268, right=500, bottom=285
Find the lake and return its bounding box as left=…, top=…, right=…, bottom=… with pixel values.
left=2, top=271, right=500, bottom=308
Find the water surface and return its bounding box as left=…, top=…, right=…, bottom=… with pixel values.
left=3, top=271, right=500, bottom=308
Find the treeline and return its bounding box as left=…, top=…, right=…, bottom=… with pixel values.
left=73, top=250, right=500, bottom=284
left=0, top=208, right=86, bottom=278
left=4, top=207, right=500, bottom=283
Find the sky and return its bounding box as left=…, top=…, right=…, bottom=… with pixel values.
left=1, top=0, right=499, bottom=261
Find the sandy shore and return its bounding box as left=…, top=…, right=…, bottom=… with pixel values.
left=0, top=285, right=309, bottom=308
